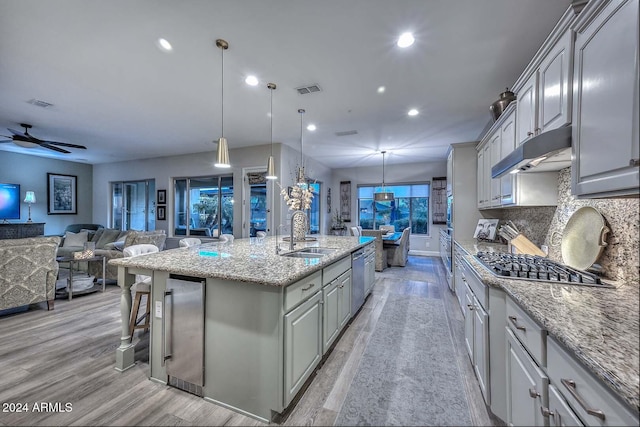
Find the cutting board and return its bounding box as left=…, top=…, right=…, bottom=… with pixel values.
left=508, top=234, right=546, bottom=257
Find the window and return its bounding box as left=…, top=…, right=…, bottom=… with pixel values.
left=174, top=175, right=233, bottom=237
left=308, top=182, right=321, bottom=234
left=357, top=183, right=430, bottom=234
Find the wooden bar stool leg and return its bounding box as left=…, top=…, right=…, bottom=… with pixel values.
left=129, top=291, right=142, bottom=339
left=142, top=292, right=151, bottom=333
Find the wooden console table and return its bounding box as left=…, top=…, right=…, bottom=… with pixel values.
left=0, top=222, right=45, bottom=239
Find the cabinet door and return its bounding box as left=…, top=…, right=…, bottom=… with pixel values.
left=500, top=110, right=517, bottom=205
left=517, top=72, right=538, bottom=144
left=284, top=291, right=322, bottom=404
left=464, top=283, right=474, bottom=360
left=547, top=384, right=584, bottom=427
left=338, top=270, right=352, bottom=329
left=473, top=297, right=490, bottom=404
left=572, top=0, right=639, bottom=197
left=477, top=149, right=485, bottom=208
left=490, top=133, right=502, bottom=207
left=538, top=30, right=573, bottom=132
left=506, top=328, right=548, bottom=427
left=483, top=144, right=492, bottom=209
left=322, top=280, right=340, bottom=354
left=364, top=255, right=375, bottom=296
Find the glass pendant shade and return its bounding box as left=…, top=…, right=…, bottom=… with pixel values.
left=266, top=155, right=277, bottom=180
left=374, top=150, right=394, bottom=201
left=214, top=137, right=230, bottom=168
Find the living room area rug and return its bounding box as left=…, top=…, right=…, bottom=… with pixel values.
left=334, top=293, right=473, bottom=426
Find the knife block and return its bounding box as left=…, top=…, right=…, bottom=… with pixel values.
left=508, top=234, right=546, bottom=257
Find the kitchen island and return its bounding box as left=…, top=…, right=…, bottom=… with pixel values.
left=110, top=235, right=374, bottom=422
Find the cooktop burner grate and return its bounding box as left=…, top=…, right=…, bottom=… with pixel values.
left=474, top=252, right=613, bottom=288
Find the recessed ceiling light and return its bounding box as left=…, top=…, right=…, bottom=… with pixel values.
left=408, top=109, right=419, bottom=116
left=377, top=86, right=386, bottom=93
left=307, top=124, right=316, bottom=131
left=397, top=32, right=415, bottom=48
left=245, top=75, right=259, bottom=86
left=157, top=38, right=173, bottom=51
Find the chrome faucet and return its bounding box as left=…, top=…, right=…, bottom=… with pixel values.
left=275, top=223, right=287, bottom=254
left=290, top=210, right=308, bottom=251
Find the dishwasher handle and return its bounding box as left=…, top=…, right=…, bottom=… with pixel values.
left=352, top=250, right=365, bottom=261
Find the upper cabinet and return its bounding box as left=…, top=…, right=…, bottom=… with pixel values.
left=514, top=8, right=579, bottom=145
left=571, top=0, right=640, bottom=198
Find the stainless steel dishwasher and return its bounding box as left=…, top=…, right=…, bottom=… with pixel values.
left=351, top=249, right=365, bottom=315
left=163, top=275, right=205, bottom=396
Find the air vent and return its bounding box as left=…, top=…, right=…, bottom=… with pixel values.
left=27, top=99, right=54, bottom=108
left=335, top=130, right=358, bottom=137
left=296, top=84, right=322, bottom=95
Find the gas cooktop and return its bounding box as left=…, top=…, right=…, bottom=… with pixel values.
left=474, top=251, right=613, bottom=288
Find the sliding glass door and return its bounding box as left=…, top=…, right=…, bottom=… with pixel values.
left=111, top=179, right=156, bottom=230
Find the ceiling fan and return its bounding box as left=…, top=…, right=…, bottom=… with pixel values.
left=0, top=123, right=87, bottom=154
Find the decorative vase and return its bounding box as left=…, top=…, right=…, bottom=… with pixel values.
left=293, top=213, right=307, bottom=241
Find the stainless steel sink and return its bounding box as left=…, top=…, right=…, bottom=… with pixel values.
left=280, top=247, right=338, bottom=258
left=281, top=251, right=325, bottom=259
left=298, top=247, right=338, bottom=254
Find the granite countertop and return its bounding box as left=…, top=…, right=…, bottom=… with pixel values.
left=455, top=239, right=640, bottom=412
left=109, top=235, right=374, bottom=287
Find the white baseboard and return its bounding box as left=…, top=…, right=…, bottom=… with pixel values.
left=409, top=250, right=439, bottom=257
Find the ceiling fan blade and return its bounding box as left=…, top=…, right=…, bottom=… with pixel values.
left=40, top=143, right=71, bottom=154
left=7, top=128, right=30, bottom=138
left=44, top=141, right=87, bottom=149
left=11, top=134, right=41, bottom=143
left=0, top=140, right=14, bottom=143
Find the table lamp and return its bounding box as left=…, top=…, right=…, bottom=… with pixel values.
left=24, top=191, right=36, bottom=223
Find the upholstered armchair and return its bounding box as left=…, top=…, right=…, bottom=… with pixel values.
left=361, top=229, right=388, bottom=272
left=0, top=236, right=61, bottom=312
left=387, top=227, right=411, bottom=267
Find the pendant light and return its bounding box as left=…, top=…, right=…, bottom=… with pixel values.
left=374, top=151, right=394, bottom=201
left=296, top=109, right=306, bottom=187
left=265, top=83, right=277, bottom=180
left=214, top=39, right=231, bottom=168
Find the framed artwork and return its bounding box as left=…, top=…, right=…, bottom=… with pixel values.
left=157, top=189, right=166, bottom=204
left=47, top=173, right=77, bottom=214
left=340, top=181, right=351, bottom=222
left=473, top=218, right=499, bottom=241
left=431, top=176, right=447, bottom=224
left=156, top=205, right=166, bottom=221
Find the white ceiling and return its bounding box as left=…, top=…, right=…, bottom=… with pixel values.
left=0, top=0, right=572, bottom=168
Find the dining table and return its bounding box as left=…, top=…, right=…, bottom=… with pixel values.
left=381, top=231, right=403, bottom=243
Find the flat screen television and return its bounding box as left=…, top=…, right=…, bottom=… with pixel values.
left=0, top=183, right=21, bottom=220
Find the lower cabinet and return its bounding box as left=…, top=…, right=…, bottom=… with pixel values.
left=506, top=328, right=549, bottom=426
left=284, top=290, right=323, bottom=404
left=322, top=270, right=352, bottom=353
left=463, top=279, right=490, bottom=403
left=546, top=384, right=584, bottom=427
left=364, top=252, right=375, bottom=296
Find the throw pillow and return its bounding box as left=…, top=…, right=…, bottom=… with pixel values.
left=80, top=228, right=97, bottom=242
left=91, top=228, right=105, bottom=243
left=95, top=228, right=122, bottom=249
left=62, top=231, right=88, bottom=247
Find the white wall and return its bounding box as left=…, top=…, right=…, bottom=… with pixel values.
left=331, top=160, right=448, bottom=255
left=0, top=151, right=94, bottom=235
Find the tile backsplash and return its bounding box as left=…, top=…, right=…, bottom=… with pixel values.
left=500, top=168, right=639, bottom=283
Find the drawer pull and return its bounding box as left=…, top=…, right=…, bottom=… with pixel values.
left=540, top=406, right=554, bottom=418
left=301, top=284, right=315, bottom=291
left=527, top=131, right=534, bottom=137
left=629, top=158, right=639, bottom=167
left=561, top=378, right=605, bottom=421
left=529, top=388, right=540, bottom=398
left=467, top=304, right=475, bottom=311
left=508, top=315, right=526, bottom=331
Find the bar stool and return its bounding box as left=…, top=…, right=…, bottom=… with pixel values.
left=122, top=244, right=159, bottom=339
left=179, top=237, right=202, bottom=248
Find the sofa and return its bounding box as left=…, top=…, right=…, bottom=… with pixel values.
left=361, top=229, right=388, bottom=272
left=88, top=230, right=167, bottom=281
left=56, top=224, right=106, bottom=258
left=0, top=236, right=61, bottom=312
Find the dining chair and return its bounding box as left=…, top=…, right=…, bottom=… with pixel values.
left=379, top=225, right=395, bottom=233
left=349, top=226, right=360, bottom=236
left=122, top=244, right=160, bottom=339
left=179, top=237, right=202, bottom=248
left=256, top=231, right=267, bottom=238
left=219, top=234, right=235, bottom=243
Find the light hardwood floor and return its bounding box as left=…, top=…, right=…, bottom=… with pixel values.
left=0, top=256, right=496, bottom=426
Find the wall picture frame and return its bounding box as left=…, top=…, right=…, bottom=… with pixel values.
left=156, top=205, right=166, bottom=221
left=47, top=173, right=77, bottom=215
left=340, top=181, right=351, bottom=222
left=157, top=189, right=166, bottom=204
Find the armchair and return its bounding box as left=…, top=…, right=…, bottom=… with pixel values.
left=0, top=236, right=61, bottom=312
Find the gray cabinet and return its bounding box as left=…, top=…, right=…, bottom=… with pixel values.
left=0, top=222, right=45, bottom=239
left=364, top=252, right=375, bottom=296
left=546, top=384, right=584, bottom=427
left=473, top=296, right=489, bottom=401
left=284, top=290, right=323, bottom=404
left=322, top=269, right=352, bottom=354
left=338, top=270, right=351, bottom=330
left=500, top=109, right=517, bottom=205
left=571, top=0, right=639, bottom=198
left=506, top=328, right=549, bottom=427
left=463, top=283, right=475, bottom=360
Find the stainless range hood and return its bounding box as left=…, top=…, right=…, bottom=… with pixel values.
left=492, top=126, right=572, bottom=178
